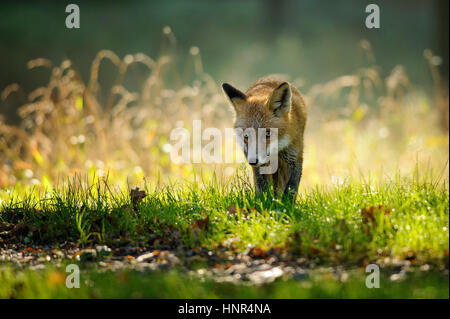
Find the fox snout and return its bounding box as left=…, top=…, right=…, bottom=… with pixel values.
left=247, top=154, right=264, bottom=167
left=244, top=146, right=262, bottom=166
left=234, top=125, right=276, bottom=167
left=247, top=157, right=259, bottom=166
left=244, top=138, right=274, bottom=167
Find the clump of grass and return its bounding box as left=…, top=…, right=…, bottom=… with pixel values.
left=1, top=169, right=448, bottom=267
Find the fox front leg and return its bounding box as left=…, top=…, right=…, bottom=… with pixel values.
left=284, top=163, right=302, bottom=199
left=253, top=167, right=269, bottom=195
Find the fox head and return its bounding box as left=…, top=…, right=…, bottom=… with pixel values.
left=222, top=81, right=292, bottom=167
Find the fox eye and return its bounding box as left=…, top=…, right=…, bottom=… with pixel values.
left=243, top=133, right=249, bottom=140
left=266, top=129, right=271, bottom=137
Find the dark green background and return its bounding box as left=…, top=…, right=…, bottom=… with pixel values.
left=0, top=0, right=448, bottom=123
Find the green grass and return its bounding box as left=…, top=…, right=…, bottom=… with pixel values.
left=1, top=172, right=448, bottom=263
left=0, top=264, right=448, bottom=299
left=0, top=171, right=448, bottom=298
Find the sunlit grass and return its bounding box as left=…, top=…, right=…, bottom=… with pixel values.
left=1, top=170, right=448, bottom=266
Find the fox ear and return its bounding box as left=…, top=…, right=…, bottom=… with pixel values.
left=222, top=83, right=246, bottom=106
left=269, top=82, right=291, bottom=116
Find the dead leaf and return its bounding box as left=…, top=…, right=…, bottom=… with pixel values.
left=361, top=205, right=390, bottom=223
left=130, top=187, right=147, bottom=212
left=189, top=215, right=210, bottom=238
left=23, top=247, right=38, bottom=254
left=249, top=247, right=267, bottom=258
left=227, top=206, right=237, bottom=216
left=309, top=246, right=323, bottom=255
left=361, top=205, right=391, bottom=234
left=191, top=216, right=210, bottom=231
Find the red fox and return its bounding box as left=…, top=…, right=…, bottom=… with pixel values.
left=222, top=75, right=307, bottom=198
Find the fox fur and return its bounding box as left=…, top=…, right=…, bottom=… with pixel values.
left=222, top=75, right=307, bottom=198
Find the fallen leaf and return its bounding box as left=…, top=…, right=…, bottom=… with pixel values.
left=191, top=216, right=210, bottom=231
left=22, top=247, right=38, bottom=254
left=249, top=247, right=267, bottom=258
left=309, top=246, right=323, bottom=255
left=361, top=205, right=390, bottom=224
left=130, top=187, right=147, bottom=212
left=227, top=206, right=237, bottom=216
left=361, top=205, right=391, bottom=234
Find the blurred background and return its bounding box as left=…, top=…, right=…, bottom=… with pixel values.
left=0, top=0, right=448, bottom=190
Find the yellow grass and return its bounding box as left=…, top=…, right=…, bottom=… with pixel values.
left=0, top=31, right=448, bottom=193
